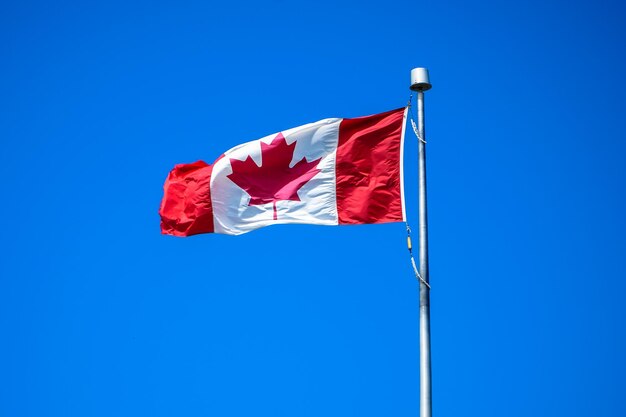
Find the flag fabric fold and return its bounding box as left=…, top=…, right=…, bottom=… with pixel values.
left=160, top=107, right=407, bottom=236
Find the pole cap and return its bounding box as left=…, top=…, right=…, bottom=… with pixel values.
left=410, top=67, right=432, bottom=91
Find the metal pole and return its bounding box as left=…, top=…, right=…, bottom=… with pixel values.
left=410, top=68, right=432, bottom=417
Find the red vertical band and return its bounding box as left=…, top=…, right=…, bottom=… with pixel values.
left=159, top=160, right=215, bottom=236
left=335, top=108, right=405, bottom=225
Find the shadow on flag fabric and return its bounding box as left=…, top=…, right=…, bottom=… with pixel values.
left=159, top=107, right=408, bottom=236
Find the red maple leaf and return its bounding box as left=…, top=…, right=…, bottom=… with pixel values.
left=227, top=133, right=322, bottom=220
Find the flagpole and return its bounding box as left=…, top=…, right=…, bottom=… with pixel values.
left=410, top=67, right=432, bottom=417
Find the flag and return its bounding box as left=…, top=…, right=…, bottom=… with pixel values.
left=160, top=107, right=407, bottom=236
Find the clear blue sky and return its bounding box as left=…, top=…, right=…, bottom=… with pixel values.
left=1, top=0, right=625, bottom=416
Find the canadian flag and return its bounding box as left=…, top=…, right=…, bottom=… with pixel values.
left=160, top=107, right=407, bottom=236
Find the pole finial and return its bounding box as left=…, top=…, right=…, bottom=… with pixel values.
left=410, top=67, right=432, bottom=91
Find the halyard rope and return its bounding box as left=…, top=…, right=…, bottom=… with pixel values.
left=408, top=93, right=426, bottom=144
left=406, top=223, right=430, bottom=289
left=405, top=94, right=430, bottom=288
left=411, top=119, right=427, bottom=144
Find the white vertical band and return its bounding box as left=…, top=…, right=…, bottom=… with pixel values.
left=400, top=106, right=408, bottom=221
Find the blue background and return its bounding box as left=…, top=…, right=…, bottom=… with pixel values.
left=1, top=0, right=625, bottom=416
